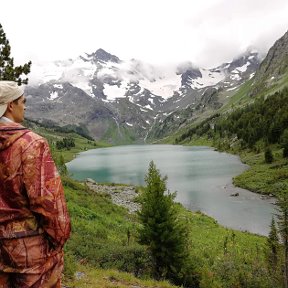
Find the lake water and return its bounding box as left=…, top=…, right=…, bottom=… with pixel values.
left=67, top=145, right=276, bottom=236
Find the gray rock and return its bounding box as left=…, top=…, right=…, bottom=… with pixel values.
left=85, top=178, right=96, bottom=184
left=75, top=271, right=85, bottom=280
left=86, top=183, right=140, bottom=213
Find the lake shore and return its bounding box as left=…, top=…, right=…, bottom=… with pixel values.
left=67, top=144, right=275, bottom=236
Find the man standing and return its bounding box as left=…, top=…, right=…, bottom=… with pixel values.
left=0, top=81, right=71, bottom=287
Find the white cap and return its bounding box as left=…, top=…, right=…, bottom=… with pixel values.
left=0, top=81, right=24, bottom=117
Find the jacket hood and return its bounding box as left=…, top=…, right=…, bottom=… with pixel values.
left=0, top=122, right=30, bottom=151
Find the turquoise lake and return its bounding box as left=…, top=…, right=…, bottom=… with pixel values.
left=67, top=145, right=275, bottom=236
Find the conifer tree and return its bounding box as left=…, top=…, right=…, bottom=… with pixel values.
left=0, top=23, right=31, bottom=84
left=138, top=161, right=188, bottom=284
left=276, top=191, right=288, bottom=288
left=267, top=217, right=280, bottom=273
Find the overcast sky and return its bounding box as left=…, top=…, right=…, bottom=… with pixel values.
left=1, top=0, right=288, bottom=68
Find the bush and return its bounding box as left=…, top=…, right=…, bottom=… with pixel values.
left=98, top=245, right=152, bottom=277
left=63, top=251, right=77, bottom=279
left=265, top=147, right=274, bottom=163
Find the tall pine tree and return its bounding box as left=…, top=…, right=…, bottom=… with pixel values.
left=266, top=217, right=282, bottom=287
left=0, top=23, right=31, bottom=84
left=138, top=161, right=188, bottom=284
left=276, top=191, right=288, bottom=288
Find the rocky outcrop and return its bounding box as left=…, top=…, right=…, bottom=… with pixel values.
left=251, top=30, right=288, bottom=96
left=201, top=87, right=222, bottom=109
left=85, top=179, right=140, bottom=213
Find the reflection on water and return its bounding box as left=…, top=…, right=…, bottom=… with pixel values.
left=67, top=145, right=275, bottom=236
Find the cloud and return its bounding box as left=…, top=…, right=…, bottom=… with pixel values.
left=1, top=0, right=288, bottom=68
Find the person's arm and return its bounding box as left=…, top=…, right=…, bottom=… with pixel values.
left=22, top=137, right=71, bottom=249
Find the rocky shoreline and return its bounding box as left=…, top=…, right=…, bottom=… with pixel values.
left=85, top=178, right=140, bottom=213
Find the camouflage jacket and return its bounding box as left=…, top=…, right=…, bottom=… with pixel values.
left=0, top=122, right=70, bottom=248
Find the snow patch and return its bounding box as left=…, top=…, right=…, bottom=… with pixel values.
left=235, top=62, right=250, bottom=73
left=148, top=98, right=154, bottom=105
left=189, top=68, right=225, bottom=89
left=144, top=104, right=153, bottom=110
left=104, top=82, right=127, bottom=101
left=53, top=84, right=63, bottom=89
left=48, top=91, right=59, bottom=100
left=230, top=74, right=241, bottom=81
left=29, top=57, right=96, bottom=98
left=249, top=72, right=255, bottom=79
left=139, top=77, right=181, bottom=99
left=226, top=86, right=238, bottom=91
left=128, top=96, right=135, bottom=103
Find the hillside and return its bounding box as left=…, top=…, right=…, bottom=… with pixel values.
left=18, top=120, right=274, bottom=286
left=153, top=30, right=288, bottom=144
left=251, top=30, right=288, bottom=96
left=23, top=122, right=274, bottom=287
left=61, top=176, right=269, bottom=288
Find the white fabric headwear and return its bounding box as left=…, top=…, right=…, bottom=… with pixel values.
left=0, top=81, right=24, bottom=117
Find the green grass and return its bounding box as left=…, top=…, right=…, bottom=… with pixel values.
left=219, top=79, right=254, bottom=113
left=33, top=125, right=275, bottom=287
left=178, top=206, right=269, bottom=287
left=30, top=125, right=110, bottom=162
left=220, top=72, right=288, bottom=115
left=65, top=265, right=177, bottom=288
left=62, top=176, right=140, bottom=260
left=253, top=72, right=288, bottom=99
left=61, top=175, right=270, bottom=287
left=234, top=148, right=288, bottom=196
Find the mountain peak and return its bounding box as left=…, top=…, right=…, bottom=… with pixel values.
left=91, top=48, right=121, bottom=64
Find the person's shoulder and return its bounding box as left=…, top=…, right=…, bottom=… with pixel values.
left=22, top=130, right=49, bottom=149
left=21, top=131, right=51, bottom=155
left=24, top=130, right=46, bottom=142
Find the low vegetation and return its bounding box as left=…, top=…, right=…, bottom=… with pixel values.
left=65, top=265, right=177, bottom=288
left=25, top=116, right=284, bottom=287
left=61, top=173, right=274, bottom=288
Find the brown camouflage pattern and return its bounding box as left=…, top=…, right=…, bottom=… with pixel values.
left=0, top=122, right=71, bottom=287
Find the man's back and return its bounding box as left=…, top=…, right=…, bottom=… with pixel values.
left=0, top=120, right=71, bottom=287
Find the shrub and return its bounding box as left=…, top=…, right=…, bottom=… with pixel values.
left=265, top=147, right=274, bottom=163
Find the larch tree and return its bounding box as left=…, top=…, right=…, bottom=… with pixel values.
left=138, top=161, right=189, bottom=285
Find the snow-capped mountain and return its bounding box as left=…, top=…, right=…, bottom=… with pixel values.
left=25, top=48, right=261, bottom=144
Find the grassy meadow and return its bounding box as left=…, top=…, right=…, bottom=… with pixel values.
left=33, top=123, right=280, bottom=287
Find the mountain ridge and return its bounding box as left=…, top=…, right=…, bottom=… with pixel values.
left=25, top=46, right=262, bottom=144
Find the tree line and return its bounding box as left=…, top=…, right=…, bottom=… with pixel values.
left=215, top=88, right=288, bottom=150
left=176, top=88, right=288, bottom=158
